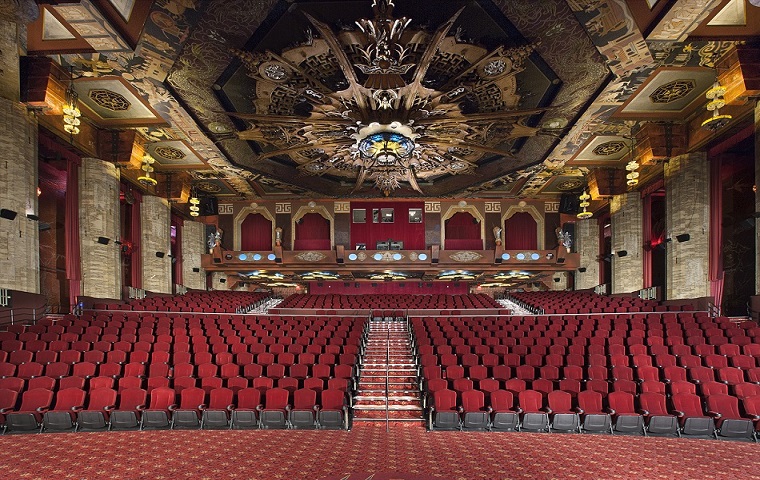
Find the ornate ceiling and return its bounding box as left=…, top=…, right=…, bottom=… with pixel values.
left=26, top=0, right=756, bottom=203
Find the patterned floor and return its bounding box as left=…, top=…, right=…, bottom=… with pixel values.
left=1, top=424, right=758, bottom=479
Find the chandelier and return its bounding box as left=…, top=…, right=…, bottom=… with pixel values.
left=189, top=188, right=200, bottom=217
left=137, top=154, right=157, bottom=187
left=230, top=0, right=543, bottom=195
left=63, top=73, right=81, bottom=136
left=701, top=81, right=732, bottom=131
left=577, top=190, right=592, bottom=219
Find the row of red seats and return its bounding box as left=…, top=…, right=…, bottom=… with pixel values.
left=278, top=293, right=501, bottom=309
left=94, top=291, right=271, bottom=312
left=0, top=385, right=349, bottom=432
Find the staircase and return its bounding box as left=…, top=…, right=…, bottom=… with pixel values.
left=352, top=317, right=424, bottom=427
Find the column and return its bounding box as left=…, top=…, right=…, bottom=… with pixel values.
left=0, top=1, right=40, bottom=293
left=756, top=101, right=760, bottom=293
left=665, top=152, right=710, bottom=300
left=79, top=158, right=121, bottom=299
left=575, top=218, right=600, bottom=290
left=610, top=192, right=643, bottom=294
left=140, top=195, right=172, bottom=293
left=181, top=220, right=206, bottom=290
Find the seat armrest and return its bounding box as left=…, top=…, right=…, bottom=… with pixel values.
left=575, top=407, right=584, bottom=415
left=606, top=407, right=616, bottom=415
left=198, top=403, right=207, bottom=411
left=226, top=404, right=235, bottom=412
left=0, top=407, right=14, bottom=414
left=71, top=405, right=84, bottom=412
left=638, top=408, right=649, bottom=416
left=168, top=405, right=178, bottom=412
left=256, top=404, right=264, bottom=412
left=36, top=406, right=49, bottom=413
left=457, top=406, right=464, bottom=414
left=707, top=410, right=721, bottom=419
left=486, top=406, right=493, bottom=414
left=136, top=404, right=146, bottom=412
left=544, top=407, right=553, bottom=415
left=749, top=414, right=759, bottom=421
left=285, top=405, right=292, bottom=412
left=313, top=405, right=320, bottom=412
left=515, top=407, right=523, bottom=414
left=671, top=409, right=684, bottom=418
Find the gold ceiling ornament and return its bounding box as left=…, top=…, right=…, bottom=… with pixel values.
left=137, top=154, right=158, bottom=187
left=576, top=189, right=592, bottom=219
left=229, top=0, right=544, bottom=195
left=701, top=81, right=732, bottom=131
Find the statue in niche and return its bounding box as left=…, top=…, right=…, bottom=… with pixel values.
left=556, top=227, right=572, bottom=253
left=208, top=227, right=223, bottom=253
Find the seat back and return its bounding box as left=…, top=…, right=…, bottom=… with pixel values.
left=639, top=392, right=668, bottom=416
left=52, top=387, right=86, bottom=411
left=460, top=389, right=484, bottom=412
left=671, top=393, right=705, bottom=418
left=236, top=388, right=262, bottom=410
left=547, top=390, right=572, bottom=413
left=517, top=389, right=543, bottom=413
left=292, top=388, right=317, bottom=410
left=18, top=388, right=54, bottom=412
left=577, top=389, right=604, bottom=414
left=607, top=391, right=636, bottom=414
left=178, top=387, right=206, bottom=410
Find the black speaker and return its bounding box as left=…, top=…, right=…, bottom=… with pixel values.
left=156, top=251, right=165, bottom=258
left=559, top=194, right=580, bottom=214
left=557, top=257, right=565, bottom=264
left=617, top=250, right=628, bottom=257
left=578, top=267, right=587, bottom=273
left=192, top=267, right=200, bottom=272
left=676, top=234, right=690, bottom=243
left=199, top=197, right=218, bottom=216
left=96, top=236, right=110, bottom=245
left=0, top=209, right=18, bottom=220
left=219, top=278, right=226, bottom=283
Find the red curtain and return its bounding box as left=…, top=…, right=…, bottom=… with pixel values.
left=241, top=213, right=272, bottom=251
left=445, top=212, right=482, bottom=249
left=295, top=213, right=331, bottom=250
left=65, top=159, right=81, bottom=309
left=709, top=156, right=724, bottom=310
left=642, top=194, right=652, bottom=288
left=504, top=212, right=537, bottom=250
left=309, top=281, right=469, bottom=295
left=130, top=192, right=142, bottom=289
left=349, top=201, right=425, bottom=250
left=172, top=216, right=183, bottom=287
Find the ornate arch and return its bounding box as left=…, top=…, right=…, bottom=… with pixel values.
left=291, top=205, right=334, bottom=250
left=502, top=204, right=544, bottom=249
left=234, top=203, right=276, bottom=251
left=440, top=204, right=485, bottom=249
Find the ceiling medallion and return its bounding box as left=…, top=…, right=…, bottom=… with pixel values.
left=88, top=89, right=131, bottom=111
left=197, top=181, right=222, bottom=193
left=556, top=179, right=583, bottom=191
left=592, top=141, right=626, bottom=156
left=154, top=145, right=186, bottom=160
left=449, top=251, right=483, bottom=262
left=230, top=0, right=543, bottom=196
left=649, top=79, right=696, bottom=104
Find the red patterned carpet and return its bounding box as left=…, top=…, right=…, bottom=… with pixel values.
left=1, top=423, right=758, bottom=480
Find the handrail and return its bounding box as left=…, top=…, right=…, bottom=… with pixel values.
left=0, top=304, right=48, bottom=326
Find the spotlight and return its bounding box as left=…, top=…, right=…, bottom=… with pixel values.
left=26, top=214, right=39, bottom=221
left=617, top=250, right=628, bottom=257
left=675, top=234, right=690, bottom=243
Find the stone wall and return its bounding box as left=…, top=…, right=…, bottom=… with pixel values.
left=210, top=271, right=229, bottom=291
left=575, top=218, right=600, bottom=290
left=0, top=98, right=38, bottom=293
left=140, top=195, right=172, bottom=294
left=610, top=192, right=643, bottom=294
left=665, top=152, right=710, bottom=300
left=79, top=158, right=120, bottom=299
left=181, top=220, right=206, bottom=290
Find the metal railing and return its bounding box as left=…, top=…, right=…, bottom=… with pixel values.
left=0, top=305, right=48, bottom=326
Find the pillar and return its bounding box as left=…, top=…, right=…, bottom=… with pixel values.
left=665, top=152, right=710, bottom=300
left=610, top=192, right=643, bottom=294
left=0, top=1, right=40, bottom=293
left=575, top=219, right=600, bottom=290
left=79, top=158, right=121, bottom=299
left=141, top=195, right=172, bottom=293
left=756, top=101, right=760, bottom=294
left=181, top=220, right=206, bottom=290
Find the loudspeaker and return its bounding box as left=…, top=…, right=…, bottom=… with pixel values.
left=199, top=197, right=218, bottom=216
left=0, top=209, right=18, bottom=220
left=192, top=267, right=200, bottom=272
left=26, top=214, right=39, bottom=221
left=96, top=236, right=110, bottom=245
left=559, top=194, right=580, bottom=214
left=554, top=278, right=560, bottom=282
left=617, top=250, right=628, bottom=257
left=557, top=257, right=565, bottom=264
left=675, top=234, right=690, bottom=243
left=219, top=278, right=226, bottom=283
left=578, top=267, right=587, bottom=273
left=156, top=251, right=165, bottom=258
left=336, top=245, right=345, bottom=264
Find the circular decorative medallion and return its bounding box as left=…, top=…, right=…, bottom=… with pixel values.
left=197, top=182, right=222, bottom=193
left=154, top=146, right=186, bottom=160
left=261, top=63, right=288, bottom=81
left=483, top=58, right=510, bottom=76
left=592, top=141, right=626, bottom=156
left=557, top=179, right=584, bottom=191
left=88, top=89, right=131, bottom=111
left=649, top=79, right=696, bottom=104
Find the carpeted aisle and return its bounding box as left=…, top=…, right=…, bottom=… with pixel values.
left=1, top=423, right=758, bottom=479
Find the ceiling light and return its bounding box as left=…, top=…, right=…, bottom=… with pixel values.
left=702, top=81, right=732, bottom=131
left=138, top=154, right=157, bottom=187
left=577, top=189, right=593, bottom=219
left=63, top=70, right=81, bottom=136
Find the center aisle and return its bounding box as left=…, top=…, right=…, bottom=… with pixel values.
left=352, top=317, right=424, bottom=426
